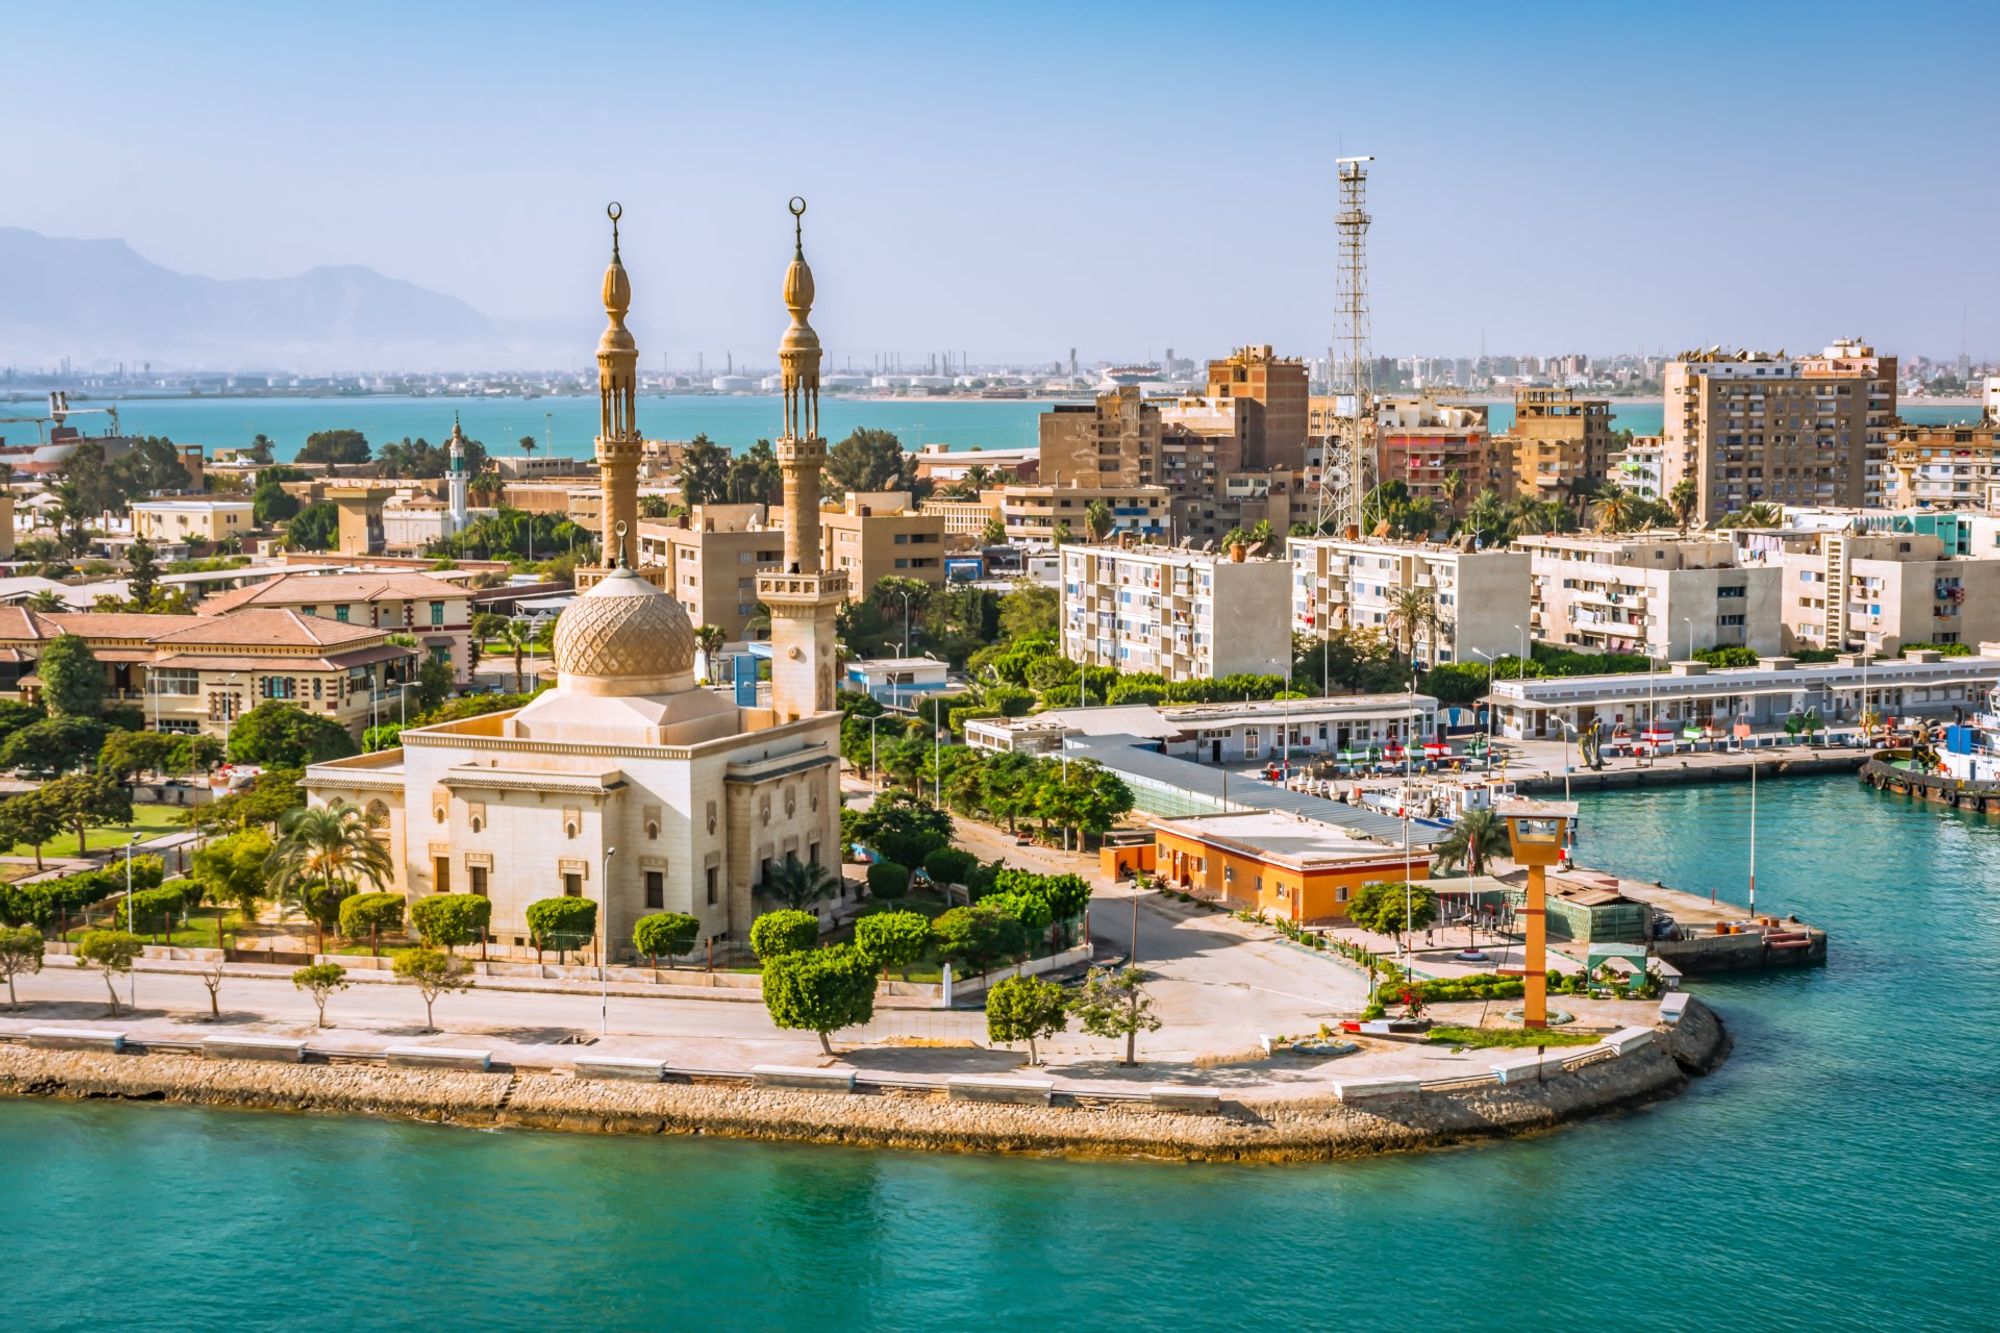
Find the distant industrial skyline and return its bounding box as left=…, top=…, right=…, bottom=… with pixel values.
left=7, top=1, right=1998, bottom=365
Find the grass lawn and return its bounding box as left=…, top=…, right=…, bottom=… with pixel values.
left=60, top=908, right=250, bottom=951
left=1425, top=1025, right=1601, bottom=1050
left=7, top=803, right=189, bottom=861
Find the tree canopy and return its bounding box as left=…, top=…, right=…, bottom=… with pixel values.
left=761, top=942, right=877, bottom=1055
left=226, top=701, right=359, bottom=767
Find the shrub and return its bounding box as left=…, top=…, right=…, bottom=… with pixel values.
left=524, top=896, right=598, bottom=963
left=922, top=846, right=978, bottom=888
left=984, top=974, right=1069, bottom=1065
left=394, top=947, right=473, bottom=1031
left=339, top=891, right=407, bottom=956
left=761, top=942, right=877, bottom=1054
left=750, top=909, right=820, bottom=961
left=633, top=911, right=700, bottom=968
left=866, top=861, right=911, bottom=900
left=930, top=903, right=1026, bottom=977
left=127, top=886, right=188, bottom=938
left=410, top=894, right=491, bottom=954
left=985, top=890, right=1052, bottom=934
left=854, top=910, right=929, bottom=979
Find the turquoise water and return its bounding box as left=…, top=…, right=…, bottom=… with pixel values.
left=3, top=776, right=1995, bottom=1330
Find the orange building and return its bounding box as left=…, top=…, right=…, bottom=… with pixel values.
left=1152, top=810, right=1426, bottom=924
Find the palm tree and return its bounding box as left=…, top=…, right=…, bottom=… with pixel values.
left=1245, top=519, right=1276, bottom=555
left=497, top=617, right=539, bottom=692
left=693, top=624, right=726, bottom=683
left=1431, top=807, right=1502, bottom=876
left=1051, top=520, right=1073, bottom=546
left=1461, top=488, right=1508, bottom=547
left=1591, top=487, right=1639, bottom=534
left=265, top=802, right=394, bottom=954
left=1384, top=585, right=1440, bottom=662
left=1441, top=469, right=1468, bottom=516
left=1668, top=478, right=1699, bottom=533
left=1083, top=500, right=1114, bottom=543
left=518, top=434, right=538, bottom=459
left=1741, top=502, right=1783, bottom=528
left=764, top=856, right=841, bottom=911
left=979, top=516, right=1006, bottom=546
left=872, top=576, right=931, bottom=652
left=24, top=589, right=65, bottom=614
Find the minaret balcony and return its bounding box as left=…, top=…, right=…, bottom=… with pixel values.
left=758, top=570, right=849, bottom=602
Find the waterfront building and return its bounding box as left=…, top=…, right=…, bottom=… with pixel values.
left=1517, top=531, right=1781, bottom=658
left=1488, top=649, right=2000, bottom=740
left=1373, top=395, right=1501, bottom=523
left=130, top=498, right=252, bottom=547
left=1153, top=810, right=1429, bottom=923
left=1798, top=338, right=1898, bottom=506
left=1038, top=386, right=1157, bottom=487
left=303, top=200, right=847, bottom=962
left=198, top=570, right=474, bottom=681
left=998, top=483, right=1168, bottom=543
left=1497, top=387, right=1614, bottom=501
left=1289, top=535, right=1530, bottom=666
left=1885, top=416, right=2000, bottom=508
left=1205, top=345, right=1309, bottom=471
left=818, top=491, right=945, bottom=597
left=1730, top=525, right=2000, bottom=654
left=0, top=606, right=414, bottom=738
left=1059, top=543, right=1290, bottom=682
left=636, top=505, right=784, bottom=642
left=1662, top=349, right=1869, bottom=524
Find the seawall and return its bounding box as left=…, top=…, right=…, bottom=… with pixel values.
left=1516, top=751, right=1863, bottom=794
left=0, top=1000, right=1731, bottom=1163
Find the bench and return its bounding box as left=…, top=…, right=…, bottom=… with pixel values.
left=1330, top=1075, right=1421, bottom=1102
left=26, top=1027, right=127, bottom=1053
left=573, top=1055, right=666, bottom=1082
left=1658, top=992, right=1692, bottom=1025
left=383, top=1045, right=493, bottom=1072
left=1490, top=1050, right=1576, bottom=1084
left=750, top=1064, right=856, bottom=1093
left=946, top=1075, right=1055, bottom=1105
left=1604, top=1026, right=1655, bottom=1056
left=1149, top=1086, right=1223, bottom=1115
left=201, top=1036, right=306, bottom=1063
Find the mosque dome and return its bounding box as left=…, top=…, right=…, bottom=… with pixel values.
left=552, top=564, right=696, bottom=696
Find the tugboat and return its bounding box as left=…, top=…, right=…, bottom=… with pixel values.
left=1859, top=692, right=2000, bottom=814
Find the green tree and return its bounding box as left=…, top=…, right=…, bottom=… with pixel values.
left=37, top=635, right=105, bottom=717
left=291, top=962, right=349, bottom=1027
left=765, top=856, right=841, bottom=911
left=930, top=903, right=1025, bottom=977
left=726, top=437, right=784, bottom=505
left=979, top=515, right=1006, bottom=545
left=676, top=434, right=731, bottom=506
left=286, top=501, right=340, bottom=551
left=693, top=624, right=726, bottom=682
left=189, top=767, right=305, bottom=833
left=985, top=974, right=1069, bottom=1065
left=1383, top=585, right=1441, bottom=662
left=252, top=479, right=301, bottom=525
left=854, top=910, right=929, bottom=980
left=761, top=942, right=877, bottom=1055
left=1083, top=500, right=1114, bottom=542
left=226, top=700, right=359, bottom=767
left=394, top=947, right=473, bottom=1032
left=847, top=789, right=953, bottom=868
left=0, top=924, right=45, bottom=1006
left=750, top=908, right=820, bottom=961
left=1429, top=809, right=1502, bottom=877
left=865, top=861, right=910, bottom=900
left=524, top=895, right=598, bottom=964
left=125, top=538, right=162, bottom=610
left=1348, top=880, right=1437, bottom=951
left=410, top=893, right=491, bottom=956
left=1669, top=477, right=1699, bottom=532
left=1069, top=965, right=1161, bottom=1066
left=633, top=911, right=701, bottom=969
left=825, top=428, right=913, bottom=497
left=0, top=790, right=65, bottom=871
left=922, top=846, right=977, bottom=888
left=265, top=802, right=394, bottom=949
left=97, top=729, right=182, bottom=788
left=339, top=891, right=407, bottom=957
left=1, top=716, right=108, bottom=778
left=77, top=929, right=143, bottom=1015
left=42, top=772, right=131, bottom=855
left=297, top=429, right=370, bottom=466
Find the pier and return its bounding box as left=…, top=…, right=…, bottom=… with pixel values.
left=1548, top=864, right=1828, bottom=974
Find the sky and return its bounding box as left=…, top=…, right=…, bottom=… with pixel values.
left=6, top=0, right=1999, bottom=367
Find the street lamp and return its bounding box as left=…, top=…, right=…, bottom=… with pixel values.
left=897, top=588, right=915, bottom=658
left=599, top=845, right=616, bottom=1037
left=125, top=832, right=141, bottom=1009
left=1684, top=616, right=1695, bottom=661
left=1496, top=799, right=1578, bottom=1030
left=1471, top=647, right=1498, bottom=772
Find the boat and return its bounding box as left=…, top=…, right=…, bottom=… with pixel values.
left=1860, top=692, right=2000, bottom=813
left=1098, top=364, right=1161, bottom=388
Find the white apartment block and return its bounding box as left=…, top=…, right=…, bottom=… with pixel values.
left=1288, top=536, right=1530, bottom=667
left=1517, top=532, right=1780, bottom=659
left=1613, top=435, right=1665, bottom=499
left=1732, top=527, right=2000, bottom=655
left=1060, top=544, right=1291, bottom=682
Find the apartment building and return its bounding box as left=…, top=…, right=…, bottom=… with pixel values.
left=1154, top=394, right=1245, bottom=496
left=999, top=484, right=1169, bottom=544
left=1734, top=527, right=2000, bottom=655
left=1612, top=435, right=1665, bottom=500
left=1498, top=387, right=1613, bottom=500
left=1205, top=345, right=1310, bottom=471
left=1038, top=387, right=1157, bottom=487
left=200, top=570, right=474, bottom=680
left=1289, top=536, right=1531, bottom=666
left=920, top=492, right=1002, bottom=547
left=1885, top=417, right=2000, bottom=508
left=1373, top=396, right=1500, bottom=523
left=1661, top=350, right=1869, bottom=524
left=1798, top=338, right=1898, bottom=505
left=1517, top=532, right=1780, bottom=658
left=818, top=491, right=946, bottom=597
left=1060, top=543, right=1291, bottom=682
left=130, top=498, right=253, bottom=546
left=635, top=504, right=785, bottom=641
left=1172, top=469, right=1310, bottom=549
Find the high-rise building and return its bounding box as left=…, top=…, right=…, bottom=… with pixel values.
left=1661, top=350, right=1869, bottom=525
left=1371, top=396, right=1500, bottom=524
left=1289, top=534, right=1530, bottom=667
left=1206, top=345, right=1309, bottom=471
left=1798, top=338, right=1898, bottom=505
left=1037, top=386, right=1158, bottom=487
left=1885, top=417, right=2000, bottom=509
left=1499, top=387, right=1613, bottom=501
left=1060, top=543, right=1291, bottom=682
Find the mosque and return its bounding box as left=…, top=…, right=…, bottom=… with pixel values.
left=305, top=201, right=848, bottom=962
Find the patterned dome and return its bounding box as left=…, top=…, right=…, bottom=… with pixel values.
left=552, top=565, right=696, bottom=695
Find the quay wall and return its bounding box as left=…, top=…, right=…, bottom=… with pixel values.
left=1860, top=753, right=2000, bottom=815
left=1517, top=751, right=1863, bottom=794
left=0, top=1001, right=1730, bottom=1164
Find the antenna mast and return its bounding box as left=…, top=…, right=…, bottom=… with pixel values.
left=1318, top=155, right=1375, bottom=535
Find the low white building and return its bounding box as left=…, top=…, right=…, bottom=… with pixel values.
left=130, top=498, right=254, bottom=547
left=1289, top=535, right=1530, bottom=666
left=1060, top=543, right=1291, bottom=682
left=1518, top=531, right=1781, bottom=659
left=965, top=693, right=1437, bottom=766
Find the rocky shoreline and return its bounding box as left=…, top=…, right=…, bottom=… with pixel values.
left=0, top=1000, right=1730, bottom=1163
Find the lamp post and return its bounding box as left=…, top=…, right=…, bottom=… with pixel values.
left=599, top=845, right=615, bottom=1037
left=869, top=712, right=882, bottom=791
left=1471, top=647, right=1497, bottom=773
left=1496, top=799, right=1578, bottom=1029
left=1684, top=616, right=1695, bottom=661
left=898, top=588, right=915, bottom=659
left=1402, top=674, right=1415, bottom=979
left=125, top=831, right=141, bottom=1009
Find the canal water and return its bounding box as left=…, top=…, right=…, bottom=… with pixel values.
left=3, top=776, right=1994, bottom=1331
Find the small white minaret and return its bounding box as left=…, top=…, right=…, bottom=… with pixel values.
left=447, top=413, right=469, bottom=530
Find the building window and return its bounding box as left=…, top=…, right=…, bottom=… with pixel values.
left=563, top=872, right=583, bottom=897
left=706, top=866, right=719, bottom=906
left=469, top=865, right=488, bottom=897
left=335, top=606, right=350, bottom=622
left=261, top=677, right=295, bottom=700
left=430, top=601, right=445, bottom=626
left=434, top=857, right=451, bottom=894
left=645, top=870, right=664, bottom=909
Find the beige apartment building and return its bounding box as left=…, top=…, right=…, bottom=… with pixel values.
left=1172, top=470, right=1311, bottom=549
left=817, top=491, right=946, bottom=597
left=921, top=492, right=1002, bottom=547
left=999, top=484, right=1170, bottom=543
left=1798, top=338, right=1898, bottom=506
left=1499, top=387, right=1613, bottom=499
left=199, top=570, right=475, bottom=681
left=1518, top=532, right=1780, bottom=659
left=130, top=498, right=253, bottom=546
left=1289, top=536, right=1531, bottom=666
left=1206, top=345, right=1309, bottom=471
left=1734, top=527, right=2000, bottom=654
left=1154, top=394, right=1245, bottom=497
left=635, top=504, right=785, bottom=641
left=1060, top=543, right=1292, bottom=682
left=1885, top=417, right=2000, bottom=509
left=1038, top=386, right=1158, bottom=487
left=1373, top=396, right=1501, bottom=523
left=1662, top=350, right=1869, bottom=524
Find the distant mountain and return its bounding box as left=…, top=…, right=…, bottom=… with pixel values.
left=0, top=227, right=573, bottom=370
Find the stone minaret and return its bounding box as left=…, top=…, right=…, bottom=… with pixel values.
left=594, top=202, right=641, bottom=568
left=446, top=412, right=469, bottom=529
left=761, top=197, right=847, bottom=722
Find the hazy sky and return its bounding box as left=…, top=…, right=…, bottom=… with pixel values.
left=8, top=0, right=1998, bottom=365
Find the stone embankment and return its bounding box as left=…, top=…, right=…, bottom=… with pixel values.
left=0, top=1000, right=1730, bottom=1163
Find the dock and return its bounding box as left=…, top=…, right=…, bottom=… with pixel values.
left=1509, top=745, right=1865, bottom=795
left=1552, top=864, right=1828, bottom=973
